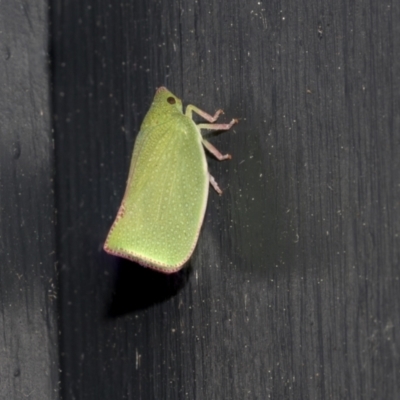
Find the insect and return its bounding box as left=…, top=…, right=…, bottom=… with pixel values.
left=104, top=87, right=237, bottom=273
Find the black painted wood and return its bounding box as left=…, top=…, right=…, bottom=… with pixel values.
left=0, top=1, right=59, bottom=399
left=51, top=0, right=400, bottom=399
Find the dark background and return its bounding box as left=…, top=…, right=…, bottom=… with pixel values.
left=1, top=0, right=399, bottom=398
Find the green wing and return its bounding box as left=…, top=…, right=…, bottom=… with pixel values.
left=105, top=115, right=209, bottom=273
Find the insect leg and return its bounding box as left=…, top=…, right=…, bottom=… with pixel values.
left=185, top=105, right=224, bottom=122
left=202, top=139, right=231, bottom=160
left=208, top=173, right=223, bottom=195
left=197, top=118, right=238, bottom=133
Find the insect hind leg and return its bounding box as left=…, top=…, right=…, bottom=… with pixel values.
left=209, top=173, right=223, bottom=195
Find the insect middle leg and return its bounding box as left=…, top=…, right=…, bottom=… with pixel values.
left=199, top=118, right=237, bottom=160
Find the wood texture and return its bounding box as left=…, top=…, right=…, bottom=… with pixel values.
left=50, top=0, right=399, bottom=399
left=0, top=1, right=58, bottom=399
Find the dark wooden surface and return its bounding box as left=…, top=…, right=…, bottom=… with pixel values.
left=0, top=1, right=59, bottom=399
left=1, top=0, right=399, bottom=398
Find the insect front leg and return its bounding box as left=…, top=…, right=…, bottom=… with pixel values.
left=185, top=105, right=224, bottom=122
left=198, top=116, right=238, bottom=196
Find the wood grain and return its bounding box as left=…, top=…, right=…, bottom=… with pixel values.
left=0, top=1, right=58, bottom=399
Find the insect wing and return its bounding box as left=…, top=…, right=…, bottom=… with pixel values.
left=105, top=115, right=209, bottom=273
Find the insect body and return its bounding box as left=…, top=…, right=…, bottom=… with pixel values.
left=104, top=87, right=237, bottom=273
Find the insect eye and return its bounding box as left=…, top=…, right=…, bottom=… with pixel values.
left=167, top=97, right=176, bottom=105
